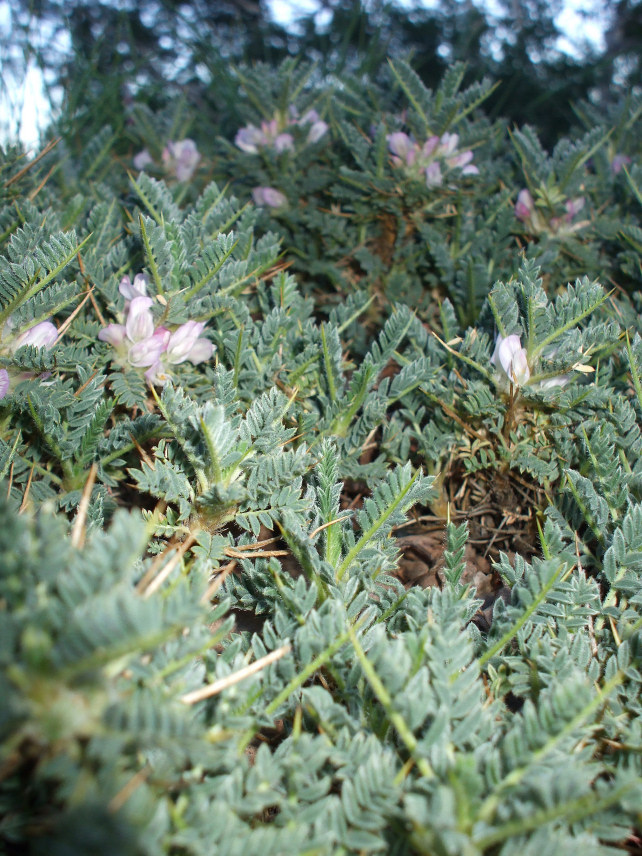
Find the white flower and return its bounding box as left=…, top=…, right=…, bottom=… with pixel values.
left=491, top=334, right=531, bottom=386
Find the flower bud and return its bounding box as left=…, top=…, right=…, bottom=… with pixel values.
left=307, top=120, right=328, bottom=144
left=12, top=321, right=57, bottom=350
left=164, top=139, right=201, bottom=181
left=252, top=186, right=287, bottom=208
left=388, top=132, right=414, bottom=164
left=425, top=161, right=443, bottom=187
left=515, top=189, right=534, bottom=222
left=0, top=369, right=9, bottom=400
left=447, top=150, right=474, bottom=169
left=274, top=133, right=294, bottom=153
left=144, top=361, right=171, bottom=386
left=299, top=109, right=320, bottom=124
left=438, top=132, right=459, bottom=156
left=133, top=149, right=153, bottom=170
left=564, top=196, right=585, bottom=222
left=421, top=136, right=440, bottom=158
left=611, top=154, right=631, bottom=175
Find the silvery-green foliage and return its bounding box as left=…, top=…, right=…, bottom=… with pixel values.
left=1, top=69, right=642, bottom=855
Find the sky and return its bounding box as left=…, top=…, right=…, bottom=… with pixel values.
left=0, top=0, right=610, bottom=149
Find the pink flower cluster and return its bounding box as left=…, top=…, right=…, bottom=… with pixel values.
left=0, top=319, right=57, bottom=400
left=99, top=274, right=214, bottom=385
left=514, top=189, right=586, bottom=236
left=133, top=139, right=201, bottom=182
left=387, top=131, right=479, bottom=187
left=235, top=109, right=328, bottom=154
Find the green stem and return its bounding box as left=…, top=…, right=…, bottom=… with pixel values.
left=625, top=330, right=642, bottom=412
left=478, top=561, right=568, bottom=668
left=476, top=779, right=637, bottom=849
left=349, top=625, right=434, bottom=779
left=183, top=237, right=239, bottom=300
left=532, top=291, right=610, bottom=355
left=27, top=396, right=74, bottom=482
left=336, top=468, right=422, bottom=581
left=476, top=671, right=623, bottom=824
left=0, top=233, right=91, bottom=327
left=138, top=214, right=164, bottom=295
left=237, top=622, right=359, bottom=753
left=321, top=324, right=337, bottom=402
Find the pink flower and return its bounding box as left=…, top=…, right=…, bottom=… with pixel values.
left=515, top=189, right=534, bottom=223
left=2, top=320, right=58, bottom=398
left=447, top=150, right=474, bottom=169
left=388, top=132, right=415, bottom=166
left=125, top=296, right=155, bottom=343
left=299, top=109, right=320, bottom=124
left=425, top=161, right=443, bottom=187
left=98, top=323, right=127, bottom=347
left=235, top=125, right=265, bottom=154
left=144, top=361, right=171, bottom=386
left=12, top=321, right=58, bottom=350
left=274, top=133, right=294, bottom=153
left=252, top=186, right=287, bottom=208
left=164, top=321, right=213, bottom=365
left=119, top=273, right=148, bottom=304
left=421, top=136, right=440, bottom=158
left=538, top=374, right=569, bottom=390
left=611, top=154, right=631, bottom=175
left=133, top=149, right=153, bottom=170
left=162, top=139, right=201, bottom=181
left=564, top=196, right=585, bottom=222
left=491, top=334, right=530, bottom=386
left=0, top=369, right=9, bottom=400
left=236, top=109, right=325, bottom=154
left=128, top=327, right=171, bottom=367
left=307, top=121, right=328, bottom=144
left=387, top=129, right=477, bottom=185
left=99, top=293, right=214, bottom=385
left=437, top=132, right=459, bottom=156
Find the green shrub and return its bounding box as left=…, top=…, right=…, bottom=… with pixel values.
left=1, top=55, right=642, bottom=855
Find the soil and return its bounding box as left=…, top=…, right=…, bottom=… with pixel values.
left=343, top=461, right=546, bottom=624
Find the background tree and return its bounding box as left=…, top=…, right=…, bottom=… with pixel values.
left=1, top=0, right=640, bottom=149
